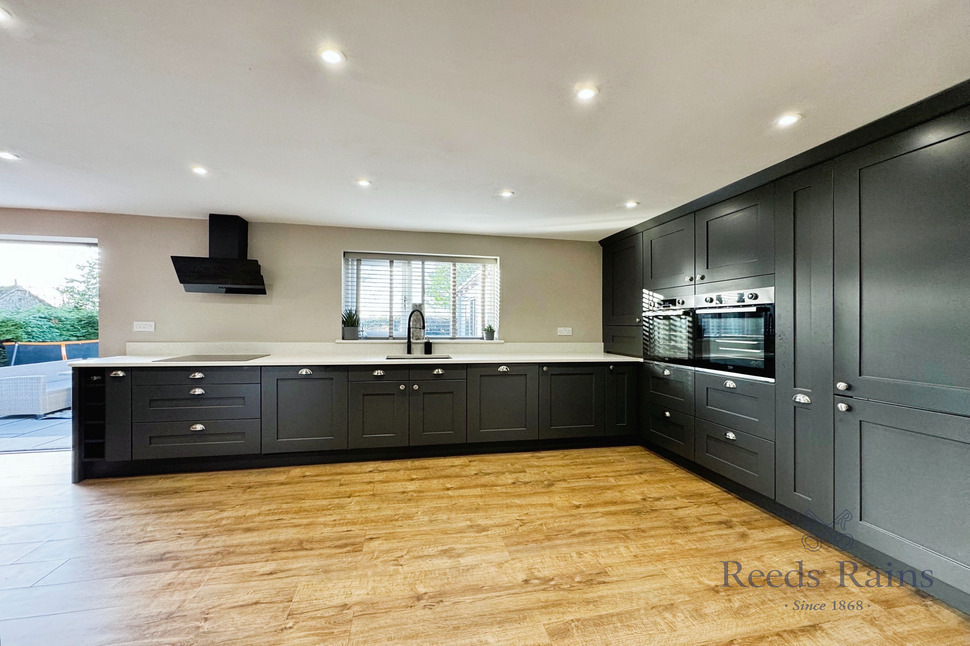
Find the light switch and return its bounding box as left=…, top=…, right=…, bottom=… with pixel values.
left=557, top=327, right=573, bottom=336
left=133, top=321, right=155, bottom=332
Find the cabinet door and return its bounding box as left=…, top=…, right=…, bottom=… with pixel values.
left=603, top=233, right=644, bottom=326
left=467, top=364, right=539, bottom=443
left=834, top=106, right=970, bottom=417
left=261, top=366, right=348, bottom=453
left=605, top=363, right=638, bottom=436
left=348, top=381, right=409, bottom=449
left=775, top=163, right=835, bottom=522
left=642, top=214, right=695, bottom=291
left=105, top=369, right=132, bottom=461
left=409, top=380, right=466, bottom=446
left=695, top=185, right=774, bottom=284
left=603, top=325, right=641, bottom=358
left=835, top=397, right=970, bottom=593
left=539, top=364, right=606, bottom=439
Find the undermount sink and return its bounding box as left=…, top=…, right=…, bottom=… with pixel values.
left=385, top=354, right=452, bottom=360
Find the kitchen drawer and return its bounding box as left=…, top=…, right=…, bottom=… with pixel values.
left=694, top=419, right=775, bottom=497
left=131, top=366, right=260, bottom=385
left=132, top=419, right=260, bottom=460
left=409, top=365, right=466, bottom=381
left=642, top=361, right=694, bottom=414
left=132, top=384, right=261, bottom=422
left=694, top=371, right=775, bottom=440
left=640, top=404, right=694, bottom=461
left=348, top=366, right=410, bottom=382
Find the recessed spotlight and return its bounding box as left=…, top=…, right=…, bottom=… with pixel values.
left=191, top=166, right=209, bottom=176
left=498, top=189, right=516, bottom=199
left=320, top=49, right=346, bottom=65
left=356, top=178, right=372, bottom=187
left=0, top=151, right=21, bottom=161
left=575, top=85, right=599, bottom=101
left=0, top=7, right=12, bottom=23
left=623, top=201, right=639, bottom=209
left=775, top=113, right=802, bottom=127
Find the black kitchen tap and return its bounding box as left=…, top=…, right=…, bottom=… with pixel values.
left=406, top=308, right=428, bottom=355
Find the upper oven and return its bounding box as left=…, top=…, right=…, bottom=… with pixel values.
left=642, top=286, right=695, bottom=365
left=693, top=287, right=775, bottom=378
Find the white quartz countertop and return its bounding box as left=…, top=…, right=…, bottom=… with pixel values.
left=69, top=353, right=641, bottom=368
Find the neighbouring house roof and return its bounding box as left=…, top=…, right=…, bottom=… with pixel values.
left=0, top=285, right=52, bottom=312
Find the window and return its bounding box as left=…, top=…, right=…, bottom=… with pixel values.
left=342, top=251, right=500, bottom=339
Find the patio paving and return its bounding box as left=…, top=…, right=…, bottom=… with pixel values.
left=0, top=412, right=72, bottom=453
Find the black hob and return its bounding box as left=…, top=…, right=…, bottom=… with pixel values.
left=153, top=354, right=269, bottom=362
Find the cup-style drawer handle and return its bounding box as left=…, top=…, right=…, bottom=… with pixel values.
left=189, top=372, right=205, bottom=379
left=663, top=411, right=671, bottom=418
left=498, top=365, right=510, bottom=372
left=793, top=394, right=812, bottom=404
left=432, top=368, right=444, bottom=375
left=298, top=368, right=313, bottom=375
left=723, top=380, right=737, bottom=389
left=662, top=368, right=671, bottom=376
left=724, top=431, right=737, bottom=441
left=109, top=370, right=126, bottom=378
left=189, top=424, right=205, bottom=432
left=373, top=369, right=385, bottom=377
left=189, top=388, right=205, bottom=396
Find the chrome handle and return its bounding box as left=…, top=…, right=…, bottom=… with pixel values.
left=189, top=424, right=205, bottom=432
left=498, top=365, right=510, bottom=372
left=189, top=372, right=205, bottom=379
left=89, top=375, right=103, bottom=382
left=399, top=384, right=406, bottom=390
left=634, top=317, right=640, bottom=323
left=837, top=402, right=851, bottom=412
left=189, top=388, right=205, bottom=395
left=836, top=381, right=850, bottom=391
left=298, top=368, right=313, bottom=375
left=723, top=380, right=737, bottom=389
left=686, top=275, right=694, bottom=282
left=542, top=366, right=548, bottom=371
left=109, top=370, right=126, bottom=378
left=724, top=431, right=737, bottom=441
left=664, top=411, right=671, bottom=418
left=662, top=368, right=671, bottom=376
left=609, top=365, right=614, bottom=371
left=432, top=368, right=444, bottom=375
left=697, top=274, right=705, bottom=281
left=373, top=369, right=385, bottom=377
left=793, top=394, right=812, bottom=404
left=413, top=384, right=419, bottom=390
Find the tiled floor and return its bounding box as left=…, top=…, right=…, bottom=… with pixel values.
left=0, top=412, right=72, bottom=453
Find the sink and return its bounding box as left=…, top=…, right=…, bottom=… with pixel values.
left=385, top=354, right=452, bottom=360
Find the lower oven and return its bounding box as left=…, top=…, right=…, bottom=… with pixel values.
left=693, top=287, right=775, bottom=378
left=642, top=288, right=694, bottom=365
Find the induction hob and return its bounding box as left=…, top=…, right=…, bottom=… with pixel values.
left=153, top=354, right=269, bottom=362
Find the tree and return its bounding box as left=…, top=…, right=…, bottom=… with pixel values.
left=57, top=257, right=99, bottom=311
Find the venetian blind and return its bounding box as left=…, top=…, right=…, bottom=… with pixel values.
left=342, top=252, right=500, bottom=339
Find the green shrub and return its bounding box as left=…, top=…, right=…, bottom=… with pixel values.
left=0, top=306, right=99, bottom=342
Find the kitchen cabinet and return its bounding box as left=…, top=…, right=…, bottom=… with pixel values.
left=642, top=214, right=695, bottom=291
left=262, top=366, right=348, bottom=453
left=603, top=325, right=641, bottom=358
left=641, top=361, right=694, bottom=415
left=605, top=363, right=638, bottom=436
left=409, top=379, right=467, bottom=446
left=72, top=368, right=131, bottom=464
left=467, top=364, right=539, bottom=442
left=774, top=163, right=835, bottom=522
left=834, top=105, right=970, bottom=417
left=602, top=233, right=643, bottom=326
left=539, top=364, right=606, bottom=439
left=834, top=397, right=970, bottom=593
left=694, top=418, right=775, bottom=498
left=133, top=419, right=261, bottom=460
left=693, top=371, right=775, bottom=441
left=348, top=381, right=409, bottom=448
left=640, top=405, right=694, bottom=460
left=694, top=185, right=774, bottom=285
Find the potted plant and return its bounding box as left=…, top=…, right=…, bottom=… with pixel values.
left=341, top=309, right=360, bottom=340
left=483, top=324, right=495, bottom=341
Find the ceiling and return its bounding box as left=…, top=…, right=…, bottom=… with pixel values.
left=1, top=1, right=969, bottom=241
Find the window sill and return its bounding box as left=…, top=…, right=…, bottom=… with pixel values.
left=333, top=339, right=505, bottom=344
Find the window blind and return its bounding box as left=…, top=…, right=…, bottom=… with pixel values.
left=342, top=251, right=500, bottom=339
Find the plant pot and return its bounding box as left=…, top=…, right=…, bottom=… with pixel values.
left=342, top=326, right=359, bottom=340
left=484, top=330, right=495, bottom=341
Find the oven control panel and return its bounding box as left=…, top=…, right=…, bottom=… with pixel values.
left=697, top=287, right=774, bottom=306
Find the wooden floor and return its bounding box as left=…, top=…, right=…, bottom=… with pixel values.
left=0, top=447, right=967, bottom=645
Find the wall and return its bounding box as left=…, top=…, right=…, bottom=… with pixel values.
left=0, top=208, right=602, bottom=356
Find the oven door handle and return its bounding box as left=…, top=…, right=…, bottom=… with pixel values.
left=643, top=309, right=688, bottom=317
left=694, top=306, right=760, bottom=314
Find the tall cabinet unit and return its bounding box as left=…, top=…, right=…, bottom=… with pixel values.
left=833, top=105, right=970, bottom=594
left=602, top=233, right=643, bottom=356
left=774, top=164, right=835, bottom=523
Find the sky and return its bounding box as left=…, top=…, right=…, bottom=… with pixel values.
left=0, top=241, right=99, bottom=306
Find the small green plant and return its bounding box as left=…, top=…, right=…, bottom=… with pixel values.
left=341, top=309, right=360, bottom=327
left=483, top=324, right=495, bottom=333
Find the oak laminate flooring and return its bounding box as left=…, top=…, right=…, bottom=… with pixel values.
left=0, top=447, right=966, bottom=645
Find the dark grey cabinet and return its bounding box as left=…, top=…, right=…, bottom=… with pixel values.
left=774, top=163, right=835, bottom=523
left=603, top=233, right=643, bottom=326
left=539, top=364, right=606, bottom=439
left=131, top=383, right=261, bottom=422
left=693, top=372, right=775, bottom=441
left=133, top=419, right=261, bottom=460
left=834, top=397, right=970, bottom=593
left=348, top=381, right=409, bottom=449
left=642, top=214, right=695, bottom=291
left=467, top=364, right=539, bottom=442
left=694, top=418, right=775, bottom=498
left=834, top=106, right=970, bottom=417
left=641, top=405, right=694, bottom=460
left=261, top=366, right=348, bottom=453
left=641, top=361, right=694, bottom=414
left=694, top=185, right=774, bottom=285
left=104, top=369, right=132, bottom=461
left=605, top=363, right=638, bottom=436
left=603, top=325, right=641, bottom=358
left=409, top=380, right=467, bottom=446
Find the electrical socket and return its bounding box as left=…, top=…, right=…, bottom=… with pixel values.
left=557, top=327, right=573, bottom=336
left=133, top=321, right=155, bottom=332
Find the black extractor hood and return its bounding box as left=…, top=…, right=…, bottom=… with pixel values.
left=171, top=214, right=267, bottom=294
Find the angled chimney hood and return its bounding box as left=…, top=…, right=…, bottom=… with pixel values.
left=171, top=214, right=267, bottom=294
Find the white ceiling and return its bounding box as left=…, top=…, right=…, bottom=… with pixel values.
left=1, top=1, right=969, bottom=241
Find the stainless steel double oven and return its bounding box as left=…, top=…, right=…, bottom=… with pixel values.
left=643, top=286, right=775, bottom=379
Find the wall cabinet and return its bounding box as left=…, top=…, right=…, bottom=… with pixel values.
left=602, top=233, right=643, bottom=326
left=467, top=364, right=539, bottom=442
left=774, top=163, right=835, bottom=523
left=694, top=185, right=774, bottom=285
left=539, top=364, right=606, bottom=439
left=605, top=363, right=638, bottom=435
left=642, top=214, right=695, bottom=291
left=262, top=366, right=348, bottom=453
